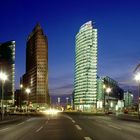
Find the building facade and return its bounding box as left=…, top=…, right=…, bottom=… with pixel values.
left=124, top=90, right=133, bottom=107
left=15, top=89, right=22, bottom=107
left=22, top=24, right=50, bottom=106
left=0, top=41, right=15, bottom=105
left=74, top=21, right=97, bottom=111
left=97, top=76, right=124, bottom=111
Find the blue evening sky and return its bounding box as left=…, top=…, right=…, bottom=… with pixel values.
left=0, top=0, right=140, bottom=98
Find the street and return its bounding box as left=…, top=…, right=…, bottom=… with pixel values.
left=0, top=112, right=140, bottom=140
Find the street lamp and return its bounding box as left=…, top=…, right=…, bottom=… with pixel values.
left=66, top=97, right=69, bottom=110
left=103, top=84, right=106, bottom=112
left=20, top=84, right=23, bottom=88
left=25, top=88, right=31, bottom=104
left=106, top=87, right=111, bottom=111
left=57, top=97, right=60, bottom=105
left=134, top=73, right=140, bottom=119
left=25, top=88, right=30, bottom=113
left=19, top=84, right=23, bottom=108
left=0, top=72, right=8, bottom=120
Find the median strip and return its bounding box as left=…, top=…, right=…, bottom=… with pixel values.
left=75, top=125, right=82, bottom=130
left=84, top=137, right=92, bottom=140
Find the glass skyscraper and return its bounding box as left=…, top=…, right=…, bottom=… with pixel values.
left=22, top=24, right=50, bottom=106
left=74, top=21, right=97, bottom=111
left=0, top=41, right=15, bottom=104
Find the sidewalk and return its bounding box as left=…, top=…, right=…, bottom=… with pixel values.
left=115, top=113, right=140, bottom=122
left=0, top=114, right=26, bottom=124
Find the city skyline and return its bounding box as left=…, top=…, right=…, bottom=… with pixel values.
left=0, top=0, right=140, bottom=97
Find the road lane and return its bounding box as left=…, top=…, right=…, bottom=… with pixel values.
left=0, top=113, right=85, bottom=140
left=69, top=114, right=140, bottom=140
left=1, top=113, right=140, bottom=140
left=30, top=114, right=85, bottom=140
left=0, top=116, right=47, bottom=140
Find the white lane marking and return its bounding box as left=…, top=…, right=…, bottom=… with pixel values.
left=65, top=115, right=73, bottom=120
left=0, top=127, right=9, bottom=131
left=63, top=115, right=76, bottom=123
left=64, top=115, right=75, bottom=122
left=75, top=125, right=82, bottom=130
left=68, top=116, right=73, bottom=120
left=108, top=125, right=121, bottom=130
left=36, top=126, right=43, bottom=132
left=72, top=120, right=75, bottom=123
left=17, top=122, right=25, bottom=126
left=84, top=137, right=92, bottom=140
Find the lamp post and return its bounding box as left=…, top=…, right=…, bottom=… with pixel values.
left=57, top=97, right=60, bottom=105
left=106, top=87, right=111, bottom=112
left=0, top=72, right=8, bottom=120
left=130, top=94, right=133, bottom=107
left=66, top=97, right=69, bottom=104
left=103, top=84, right=106, bottom=112
left=19, top=84, right=23, bottom=108
left=25, top=88, right=31, bottom=112
left=66, top=97, right=69, bottom=109
left=134, top=73, right=140, bottom=119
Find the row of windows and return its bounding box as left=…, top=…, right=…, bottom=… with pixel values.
left=75, top=55, right=97, bottom=62
left=75, top=60, right=97, bottom=68
left=75, top=48, right=97, bottom=56
left=76, top=41, right=97, bottom=48
left=75, top=69, right=97, bottom=75
left=76, top=47, right=97, bottom=55
left=74, top=89, right=97, bottom=93
left=76, top=44, right=97, bottom=52
left=76, top=39, right=97, bottom=46
left=76, top=30, right=97, bottom=39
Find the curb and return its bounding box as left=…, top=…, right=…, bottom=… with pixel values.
left=114, top=114, right=140, bottom=122
left=117, top=116, right=140, bottom=122
left=0, top=116, right=26, bottom=125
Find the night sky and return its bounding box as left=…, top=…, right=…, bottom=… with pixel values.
left=0, top=0, right=140, bottom=102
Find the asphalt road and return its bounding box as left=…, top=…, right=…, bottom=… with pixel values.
left=68, top=113, right=140, bottom=140
left=0, top=113, right=140, bottom=140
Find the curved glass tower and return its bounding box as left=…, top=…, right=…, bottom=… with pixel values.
left=74, top=21, right=97, bottom=111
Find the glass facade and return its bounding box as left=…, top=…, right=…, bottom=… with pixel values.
left=97, top=76, right=124, bottom=111
left=22, top=24, right=50, bottom=105
left=124, top=91, right=133, bottom=107
left=0, top=41, right=15, bottom=104
left=74, top=21, right=97, bottom=111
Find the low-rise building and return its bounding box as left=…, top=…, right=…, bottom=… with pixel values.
left=97, top=76, right=124, bottom=111
left=124, top=90, right=133, bottom=107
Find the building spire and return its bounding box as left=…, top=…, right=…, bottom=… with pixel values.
left=34, top=22, right=42, bottom=32
left=27, top=23, right=43, bottom=41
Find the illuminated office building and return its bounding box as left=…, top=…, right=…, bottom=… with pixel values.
left=0, top=41, right=15, bottom=104
left=74, top=21, right=97, bottom=111
left=22, top=24, right=50, bottom=106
